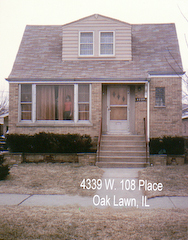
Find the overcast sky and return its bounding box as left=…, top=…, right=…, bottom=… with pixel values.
left=0, top=0, right=188, bottom=93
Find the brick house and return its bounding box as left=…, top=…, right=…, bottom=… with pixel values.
left=6, top=14, right=184, bottom=166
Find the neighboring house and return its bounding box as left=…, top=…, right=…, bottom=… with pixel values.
left=182, top=103, right=188, bottom=136
left=6, top=14, right=184, bottom=166
left=0, top=113, right=8, bottom=136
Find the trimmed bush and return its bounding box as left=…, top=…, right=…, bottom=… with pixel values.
left=6, top=132, right=93, bottom=153
left=0, top=154, right=9, bottom=180
left=0, top=165, right=9, bottom=180
left=150, top=136, right=184, bottom=155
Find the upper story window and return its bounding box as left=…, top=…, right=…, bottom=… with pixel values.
left=100, top=32, right=114, bottom=55
left=79, top=32, right=93, bottom=56
left=155, top=87, right=165, bottom=107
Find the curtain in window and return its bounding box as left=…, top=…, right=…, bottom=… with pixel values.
left=155, top=87, right=165, bottom=107
left=80, top=32, right=93, bottom=55
left=78, top=84, right=89, bottom=120
left=58, top=85, right=74, bottom=120
left=36, top=86, right=55, bottom=120
left=21, top=84, right=32, bottom=120
left=21, top=105, right=32, bottom=120
left=100, top=32, right=113, bottom=55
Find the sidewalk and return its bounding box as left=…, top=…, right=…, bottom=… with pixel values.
left=0, top=168, right=188, bottom=209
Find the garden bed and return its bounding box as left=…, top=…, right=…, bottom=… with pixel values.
left=3, top=152, right=96, bottom=166
left=150, top=154, right=185, bottom=166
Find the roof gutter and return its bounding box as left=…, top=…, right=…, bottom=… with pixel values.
left=6, top=77, right=150, bottom=84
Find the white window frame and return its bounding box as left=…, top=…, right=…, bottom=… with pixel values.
left=99, top=31, right=115, bottom=56
left=77, top=84, right=91, bottom=123
left=155, top=87, right=165, bottom=107
left=18, top=84, right=33, bottom=123
left=79, top=31, right=94, bottom=57
left=19, top=83, right=92, bottom=124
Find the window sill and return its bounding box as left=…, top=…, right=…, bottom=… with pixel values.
left=154, top=106, right=166, bottom=108
left=78, top=56, right=116, bottom=59
left=16, top=121, right=93, bottom=127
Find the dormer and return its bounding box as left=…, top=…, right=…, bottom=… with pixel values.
left=62, top=14, right=132, bottom=61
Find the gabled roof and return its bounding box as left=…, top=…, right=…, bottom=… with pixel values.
left=7, top=16, right=184, bottom=81
left=62, top=14, right=131, bottom=28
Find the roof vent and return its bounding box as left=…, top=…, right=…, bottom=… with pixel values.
left=95, top=14, right=98, bottom=19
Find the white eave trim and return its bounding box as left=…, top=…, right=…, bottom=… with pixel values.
left=182, top=115, right=188, bottom=120
left=149, top=73, right=185, bottom=78
left=7, top=78, right=150, bottom=84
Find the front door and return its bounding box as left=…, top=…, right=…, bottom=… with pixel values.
left=107, top=85, right=129, bottom=133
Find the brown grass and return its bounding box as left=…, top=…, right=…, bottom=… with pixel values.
left=0, top=206, right=187, bottom=239
left=138, top=165, right=188, bottom=198
left=0, top=163, right=104, bottom=196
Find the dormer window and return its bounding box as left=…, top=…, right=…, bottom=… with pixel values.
left=79, top=32, right=94, bottom=56
left=100, top=32, right=114, bottom=56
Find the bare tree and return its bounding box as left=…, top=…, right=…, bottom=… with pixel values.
left=0, top=91, right=9, bottom=115
left=177, top=5, right=188, bottom=107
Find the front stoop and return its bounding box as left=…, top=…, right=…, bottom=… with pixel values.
left=96, top=134, right=149, bottom=168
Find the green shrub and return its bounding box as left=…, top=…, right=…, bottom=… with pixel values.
left=0, top=155, right=9, bottom=180
left=0, top=165, right=9, bottom=180
left=6, top=132, right=93, bottom=153
left=150, top=136, right=184, bottom=155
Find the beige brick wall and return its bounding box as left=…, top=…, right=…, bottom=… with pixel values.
left=9, top=83, right=102, bottom=139
left=9, top=83, right=19, bottom=134
left=135, top=85, right=147, bottom=135
left=9, top=79, right=182, bottom=139
left=150, top=77, right=182, bottom=138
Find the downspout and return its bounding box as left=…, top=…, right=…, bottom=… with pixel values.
left=147, top=80, right=150, bottom=143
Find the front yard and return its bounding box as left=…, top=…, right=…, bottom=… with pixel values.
left=0, top=163, right=188, bottom=198
left=0, top=163, right=104, bottom=196
left=0, top=163, right=188, bottom=239
left=138, top=165, right=188, bottom=198
left=0, top=206, right=187, bottom=239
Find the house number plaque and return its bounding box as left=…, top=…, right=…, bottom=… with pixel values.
left=135, top=98, right=147, bottom=102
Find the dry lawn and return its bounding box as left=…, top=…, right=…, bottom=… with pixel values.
left=0, top=206, right=187, bottom=240
left=0, top=163, right=104, bottom=196
left=138, top=165, right=188, bottom=198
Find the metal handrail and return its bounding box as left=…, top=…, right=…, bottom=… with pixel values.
left=97, top=117, right=102, bottom=162
left=144, top=117, right=149, bottom=163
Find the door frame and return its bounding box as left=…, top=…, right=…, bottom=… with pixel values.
left=106, top=84, right=130, bottom=134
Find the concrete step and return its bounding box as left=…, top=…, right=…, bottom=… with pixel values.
left=101, top=146, right=146, bottom=151
left=99, top=156, right=147, bottom=162
left=102, top=135, right=145, bottom=141
left=101, top=140, right=145, bottom=146
left=96, top=161, right=148, bottom=168
left=100, top=151, right=146, bottom=157
left=97, top=134, right=148, bottom=168
left=0, top=138, right=7, bottom=151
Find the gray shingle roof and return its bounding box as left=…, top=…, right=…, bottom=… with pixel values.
left=7, top=22, right=184, bottom=81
